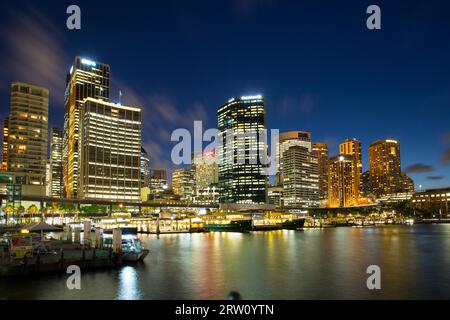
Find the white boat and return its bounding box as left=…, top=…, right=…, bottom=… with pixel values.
left=102, top=227, right=149, bottom=262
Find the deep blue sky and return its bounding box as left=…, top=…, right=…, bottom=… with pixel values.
left=0, top=0, right=449, bottom=189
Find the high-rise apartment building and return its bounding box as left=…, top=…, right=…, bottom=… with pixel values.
left=6, top=82, right=49, bottom=191
left=78, top=98, right=141, bottom=201
left=339, top=138, right=362, bottom=200
left=312, top=142, right=328, bottom=203
left=63, top=57, right=110, bottom=198
left=1, top=117, right=9, bottom=171
left=217, top=95, right=268, bottom=204
left=282, top=146, right=320, bottom=207
left=49, top=127, right=64, bottom=197
left=328, top=154, right=359, bottom=207
left=172, top=168, right=194, bottom=201
left=368, top=139, right=403, bottom=197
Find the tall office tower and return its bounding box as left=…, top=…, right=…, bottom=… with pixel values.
left=172, top=168, right=194, bottom=201
left=339, top=138, right=362, bottom=201
left=49, top=127, right=64, bottom=197
left=63, top=57, right=110, bottom=198
left=149, top=169, right=168, bottom=196
left=282, top=146, right=320, bottom=207
left=1, top=117, right=9, bottom=171
left=328, top=155, right=359, bottom=207
left=312, top=142, right=329, bottom=202
left=277, top=131, right=311, bottom=175
left=140, top=147, right=150, bottom=189
left=217, top=95, right=268, bottom=204
left=7, top=82, right=49, bottom=190
left=78, top=98, right=141, bottom=201
left=368, top=139, right=403, bottom=197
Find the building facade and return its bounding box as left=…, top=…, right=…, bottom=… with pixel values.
left=49, top=127, right=64, bottom=197
left=192, top=150, right=219, bottom=204
left=217, top=95, right=268, bottom=204
left=282, top=146, right=319, bottom=207
left=78, top=98, right=141, bottom=201
left=312, top=142, right=329, bottom=204
left=172, top=168, right=194, bottom=201
left=1, top=117, right=9, bottom=171
left=412, top=188, right=450, bottom=214
left=149, top=169, right=168, bottom=197
left=6, top=82, right=49, bottom=194
left=368, top=139, right=403, bottom=197
left=339, top=138, right=362, bottom=200
left=63, top=57, right=110, bottom=198
left=141, top=147, right=150, bottom=189
left=328, top=155, right=358, bottom=207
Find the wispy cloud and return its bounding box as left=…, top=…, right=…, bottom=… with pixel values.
left=280, top=94, right=318, bottom=115
left=405, top=163, right=434, bottom=174
left=112, top=77, right=211, bottom=170
left=0, top=7, right=67, bottom=104
left=441, top=148, right=450, bottom=165
left=427, top=176, right=444, bottom=180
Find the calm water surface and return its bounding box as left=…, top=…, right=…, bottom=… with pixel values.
left=1, top=224, right=450, bottom=299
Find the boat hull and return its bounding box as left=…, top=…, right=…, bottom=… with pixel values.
left=204, top=220, right=252, bottom=233
left=122, top=249, right=149, bottom=262
left=281, top=218, right=306, bottom=230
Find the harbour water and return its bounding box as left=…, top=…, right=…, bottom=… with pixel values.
left=1, top=224, right=450, bottom=300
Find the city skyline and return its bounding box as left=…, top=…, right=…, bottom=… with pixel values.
left=0, top=1, right=449, bottom=190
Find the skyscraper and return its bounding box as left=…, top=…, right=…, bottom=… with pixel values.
left=278, top=131, right=312, bottom=164
left=63, top=57, right=110, bottom=198
left=217, top=95, right=268, bottom=204
left=339, top=138, right=362, bottom=200
left=1, top=117, right=9, bottom=171
left=141, top=147, right=150, bottom=189
left=312, top=142, right=329, bottom=203
left=6, top=82, right=49, bottom=193
left=50, top=127, right=64, bottom=197
left=368, top=139, right=403, bottom=197
left=328, top=155, right=359, bottom=207
left=78, top=98, right=141, bottom=201
left=172, top=168, right=194, bottom=201
left=282, top=146, right=320, bottom=207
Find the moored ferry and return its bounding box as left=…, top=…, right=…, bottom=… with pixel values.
left=203, top=214, right=252, bottom=233
left=102, top=227, right=149, bottom=261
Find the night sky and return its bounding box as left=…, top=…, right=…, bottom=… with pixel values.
left=0, top=0, right=449, bottom=189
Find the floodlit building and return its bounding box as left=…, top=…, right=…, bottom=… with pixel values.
left=339, top=138, right=362, bottom=199
left=312, top=142, right=329, bottom=204
left=412, top=188, right=450, bottom=214
left=5, top=82, right=49, bottom=196
left=63, top=56, right=110, bottom=198
left=328, top=154, right=359, bottom=207
left=78, top=98, right=141, bottom=201
left=282, top=146, right=319, bottom=208
left=172, top=168, right=194, bottom=201
left=369, top=139, right=403, bottom=197
left=49, top=127, right=64, bottom=197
